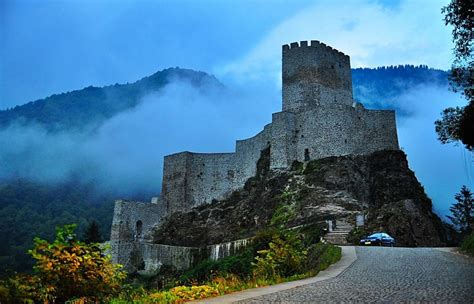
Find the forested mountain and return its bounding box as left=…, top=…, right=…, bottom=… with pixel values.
left=0, top=68, right=222, bottom=132
left=0, top=65, right=448, bottom=276
left=352, top=65, right=448, bottom=114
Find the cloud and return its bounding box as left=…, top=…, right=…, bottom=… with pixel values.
left=217, top=0, right=452, bottom=83
left=396, top=85, right=473, bottom=218
left=0, top=80, right=279, bottom=197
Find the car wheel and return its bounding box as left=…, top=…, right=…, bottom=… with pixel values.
left=390, top=243, right=394, bottom=247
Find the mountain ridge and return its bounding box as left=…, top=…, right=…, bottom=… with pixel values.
left=0, top=68, right=222, bottom=132
left=0, top=65, right=447, bottom=132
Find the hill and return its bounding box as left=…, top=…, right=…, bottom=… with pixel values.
left=0, top=68, right=222, bottom=132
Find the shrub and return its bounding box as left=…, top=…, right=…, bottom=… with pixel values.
left=3, top=224, right=126, bottom=303
left=346, top=227, right=369, bottom=245
left=460, top=232, right=474, bottom=256
left=297, top=223, right=325, bottom=246
left=179, top=250, right=254, bottom=284
left=291, top=161, right=304, bottom=173
left=252, top=231, right=307, bottom=279
left=306, top=243, right=342, bottom=271
left=303, top=160, right=322, bottom=175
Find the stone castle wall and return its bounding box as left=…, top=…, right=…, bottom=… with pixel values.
left=282, top=40, right=353, bottom=112
left=110, top=40, right=400, bottom=271
left=162, top=126, right=272, bottom=212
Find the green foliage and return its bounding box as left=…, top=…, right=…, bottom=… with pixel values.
left=297, top=223, right=325, bottom=246
left=0, top=179, right=114, bottom=277
left=437, top=0, right=474, bottom=150
left=460, top=232, right=474, bottom=257
left=270, top=203, right=296, bottom=227
left=252, top=231, right=308, bottom=279
left=290, top=161, right=304, bottom=174
left=346, top=227, right=369, bottom=245
left=303, top=159, right=322, bottom=175
left=435, top=107, right=464, bottom=145
left=448, top=185, right=473, bottom=234
left=178, top=250, right=254, bottom=284
left=83, top=220, right=102, bottom=244
left=2, top=224, right=125, bottom=303
left=306, top=243, right=342, bottom=271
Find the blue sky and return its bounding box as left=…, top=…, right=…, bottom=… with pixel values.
left=1, top=0, right=472, bottom=218
left=1, top=0, right=452, bottom=109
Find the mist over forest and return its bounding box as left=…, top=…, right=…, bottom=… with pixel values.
left=0, top=65, right=467, bottom=275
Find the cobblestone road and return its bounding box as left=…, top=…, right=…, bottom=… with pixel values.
left=239, top=247, right=474, bottom=303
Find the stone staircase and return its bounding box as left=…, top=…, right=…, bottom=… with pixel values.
left=324, top=220, right=353, bottom=245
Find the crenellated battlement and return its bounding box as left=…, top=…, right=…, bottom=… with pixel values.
left=282, top=40, right=353, bottom=112
left=282, top=40, right=349, bottom=63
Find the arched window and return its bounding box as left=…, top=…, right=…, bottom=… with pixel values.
left=135, top=220, right=143, bottom=239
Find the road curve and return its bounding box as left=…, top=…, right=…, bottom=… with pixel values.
left=239, top=247, right=474, bottom=303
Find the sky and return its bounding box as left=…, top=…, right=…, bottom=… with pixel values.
left=1, top=0, right=472, bottom=218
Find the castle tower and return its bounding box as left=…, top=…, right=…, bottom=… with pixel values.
left=282, top=41, right=353, bottom=112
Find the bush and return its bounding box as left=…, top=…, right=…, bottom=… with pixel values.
left=252, top=231, right=307, bottom=279
left=2, top=224, right=125, bottom=303
left=179, top=250, right=254, bottom=284
left=460, top=232, right=474, bottom=256
left=306, top=243, right=342, bottom=271
left=346, top=227, right=369, bottom=245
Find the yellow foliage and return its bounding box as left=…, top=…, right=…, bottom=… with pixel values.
left=3, top=224, right=125, bottom=303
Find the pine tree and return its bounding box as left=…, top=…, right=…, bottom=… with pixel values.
left=84, top=220, right=102, bottom=244
left=448, top=185, right=473, bottom=235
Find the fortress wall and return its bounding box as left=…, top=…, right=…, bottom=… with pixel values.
left=270, top=111, right=297, bottom=169
left=162, top=152, right=190, bottom=213
left=293, top=104, right=399, bottom=162
left=356, top=108, right=399, bottom=152
left=162, top=128, right=272, bottom=213
left=110, top=200, right=165, bottom=242
left=294, top=105, right=355, bottom=161
left=282, top=40, right=353, bottom=112
left=184, top=153, right=239, bottom=208
left=110, top=199, right=165, bottom=266
left=140, top=243, right=199, bottom=272
left=235, top=124, right=272, bottom=177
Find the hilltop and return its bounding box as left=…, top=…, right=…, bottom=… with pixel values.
left=0, top=68, right=222, bottom=132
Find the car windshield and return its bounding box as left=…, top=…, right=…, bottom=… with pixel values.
left=368, top=233, right=382, bottom=238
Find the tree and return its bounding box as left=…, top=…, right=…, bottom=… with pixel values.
left=84, top=220, right=102, bottom=244
left=26, top=224, right=125, bottom=303
left=435, top=0, right=474, bottom=151
left=448, top=186, right=473, bottom=235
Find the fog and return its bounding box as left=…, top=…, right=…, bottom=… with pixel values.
left=1, top=74, right=471, bottom=218
left=0, top=79, right=279, bottom=197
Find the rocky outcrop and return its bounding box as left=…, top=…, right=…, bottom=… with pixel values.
left=152, top=149, right=446, bottom=247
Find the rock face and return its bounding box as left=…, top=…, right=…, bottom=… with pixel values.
left=153, top=148, right=446, bottom=248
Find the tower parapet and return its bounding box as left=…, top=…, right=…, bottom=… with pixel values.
left=282, top=40, right=353, bottom=112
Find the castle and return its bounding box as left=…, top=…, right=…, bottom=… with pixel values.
left=110, top=40, right=399, bottom=272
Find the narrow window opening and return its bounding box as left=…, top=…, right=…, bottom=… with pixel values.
left=135, top=220, right=143, bottom=239
left=304, top=149, right=310, bottom=161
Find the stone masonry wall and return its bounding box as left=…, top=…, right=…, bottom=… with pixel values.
left=282, top=40, right=353, bottom=112
left=291, top=103, right=399, bottom=162
left=110, top=199, right=166, bottom=266
left=162, top=127, right=271, bottom=213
